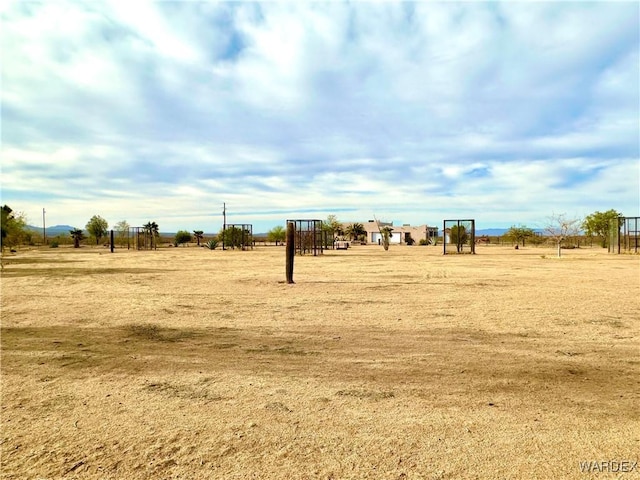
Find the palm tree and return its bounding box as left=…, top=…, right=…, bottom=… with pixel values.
left=143, top=221, right=160, bottom=249
left=70, top=228, right=84, bottom=248
left=345, top=222, right=366, bottom=241
left=193, top=230, right=204, bottom=246
left=142, top=222, right=152, bottom=249
left=352, top=222, right=366, bottom=241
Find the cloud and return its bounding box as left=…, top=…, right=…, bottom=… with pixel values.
left=1, top=1, right=638, bottom=232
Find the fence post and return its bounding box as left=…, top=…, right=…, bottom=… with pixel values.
left=286, top=222, right=295, bottom=284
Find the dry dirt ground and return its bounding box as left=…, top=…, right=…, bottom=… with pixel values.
left=1, top=244, right=638, bottom=479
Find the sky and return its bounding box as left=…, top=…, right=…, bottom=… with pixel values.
left=1, top=1, right=639, bottom=234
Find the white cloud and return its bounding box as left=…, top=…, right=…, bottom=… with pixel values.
left=1, top=1, right=638, bottom=232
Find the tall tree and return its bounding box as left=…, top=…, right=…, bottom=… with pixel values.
left=1, top=205, right=27, bottom=251
left=267, top=225, right=286, bottom=245
left=115, top=220, right=129, bottom=248
left=86, top=215, right=109, bottom=245
left=582, top=209, right=622, bottom=248
left=69, top=228, right=84, bottom=248
left=193, top=230, right=204, bottom=246
left=323, top=215, right=343, bottom=238
left=545, top=213, right=581, bottom=258
left=505, top=225, right=534, bottom=247
left=450, top=225, right=468, bottom=253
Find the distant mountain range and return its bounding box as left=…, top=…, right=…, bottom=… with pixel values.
left=477, top=228, right=548, bottom=236
left=476, top=228, right=509, bottom=236
left=27, top=224, right=77, bottom=236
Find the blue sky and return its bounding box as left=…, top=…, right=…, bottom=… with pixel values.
left=1, top=1, right=638, bottom=233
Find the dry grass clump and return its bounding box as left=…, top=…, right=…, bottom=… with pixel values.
left=126, top=323, right=200, bottom=343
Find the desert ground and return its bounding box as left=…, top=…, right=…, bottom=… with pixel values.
left=1, top=244, right=638, bottom=479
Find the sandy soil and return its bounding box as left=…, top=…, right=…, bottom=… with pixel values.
left=1, top=244, right=638, bottom=479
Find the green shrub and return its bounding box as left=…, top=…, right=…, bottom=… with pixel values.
left=206, top=239, right=218, bottom=250
left=50, top=241, right=59, bottom=248
left=174, top=230, right=192, bottom=246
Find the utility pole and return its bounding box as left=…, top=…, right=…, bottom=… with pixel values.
left=43, top=208, right=47, bottom=244
left=222, top=202, right=226, bottom=250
